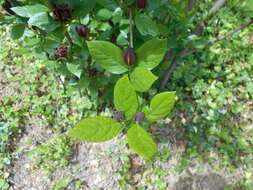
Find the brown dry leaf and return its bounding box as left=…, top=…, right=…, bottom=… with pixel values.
left=131, top=159, right=142, bottom=170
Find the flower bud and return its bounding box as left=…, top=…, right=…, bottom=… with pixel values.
left=55, top=46, right=68, bottom=60
left=124, top=47, right=136, bottom=66
left=2, top=0, right=16, bottom=15
left=53, top=3, right=73, bottom=23
left=134, top=112, right=145, bottom=123
left=76, top=25, right=89, bottom=40
left=136, top=0, right=147, bottom=9
left=88, top=68, right=98, bottom=78
left=112, top=111, right=124, bottom=123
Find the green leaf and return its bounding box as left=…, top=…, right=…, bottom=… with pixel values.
left=97, top=8, right=113, bottom=20
left=243, top=0, right=253, bottom=11
left=127, top=124, right=157, bottom=159
left=96, top=0, right=117, bottom=10
left=135, top=14, right=159, bottom=37
left=130, top=67, right=158, bottom=92
left=68, top=116, right=121, bottom=142
left=87, top=41, right=128, bottom=74
left=67, top=61, right=83, bottom=78
left=157, top=24, right=169, bottom=36
left=11, top=4, right=49, bottom=18
left=114, top=75, right=138, bottom=119
left=136, top=38, right=167, bottom=70
left=144, top=91, right=176, bottom=122
left=28, top=12, right=59, bottom=32
left=11, top=24, right=25, bottom=40
left=72, top=0, right=96, bottom=18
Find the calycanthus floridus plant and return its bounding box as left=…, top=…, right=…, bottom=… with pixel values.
left=68, top=6, right=176, bottom=159
left=67, top=1, right=176, bottom=160
left=69, top=37, right=176, bottom=159
left=0, top=0, right=177, bottom=160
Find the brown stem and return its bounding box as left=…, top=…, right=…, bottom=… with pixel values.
left=129, top=8, right=134, bottom=48
left=159, top=49, right=195, bottom=89
left=209, top=0, right=227, bottom=15
left=162, top=50, right=173, bottom=63
left=160, top=59, right=177, bottom=89
left=194, top=0, right=228, bottom=36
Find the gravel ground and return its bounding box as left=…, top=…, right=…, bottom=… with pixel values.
left=6, top=123, right=248, bottom=190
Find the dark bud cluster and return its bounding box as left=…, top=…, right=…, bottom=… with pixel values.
left=76, top=25, right=89, bottom=40
left=55, top=46, right=68, bottom=60
left=124, top=47, right=136, bottom=66
left=136, top=0, right=147, bottom=9
left=88, top=68, right=98, bottom=78
left=134, top=112, right=145, bottom=123
left=112, top=111, right=125, bottom=123
left=53, top=3, right=73, bottom=23
left=2, top=0, right=16, bottom=15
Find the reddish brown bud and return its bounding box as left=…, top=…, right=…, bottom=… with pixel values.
left=136, top=0, right=147, bottom=9
left=53, top=3, right=73, bottom=23
left=112, top=111, right=125, bottom=123
left=124, top=47, right=136, bottom=66
left=76, top=25, right=89, bottom=40
left=55, top=46, right=68, bottom=60
left=88, top=68, right=98, bottom=78
left=134, top=112, right=145, bottom=123
left=2, top=1, right=16, bottom=15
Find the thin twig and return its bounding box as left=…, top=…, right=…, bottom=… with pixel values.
left=163, top=0, right=228, bottom=63
left=209, top=0, right=227, bottom=15
left=160, top=59, right=177, bottom=89
left=194, top=0, right=228, bottom=36
left=53, top=70, right=66, bottom=94
left=162, top=50, right=173, bottom=63
left=210, top=18, right=253, bottom=45
left=129, top=8, right=134, bottom=48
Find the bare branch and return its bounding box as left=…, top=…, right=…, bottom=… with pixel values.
left=159, top=48, right=195, bottom=89
left=194, top=21, right=207, bottom=36
left=162, top=50, right=173, bottom=63
left=160, top=59, right=177, bottom=90
left=194, top=0, right=227, bottom=36
left=209, top=0, right=227, bottom=15
left=160, top=0, right=228, bottom=89
left=159, top=18, right=253, bottom=89
left=179, top=48, right=196, bottom=57
left=129, top=8, right=134, bottom=48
